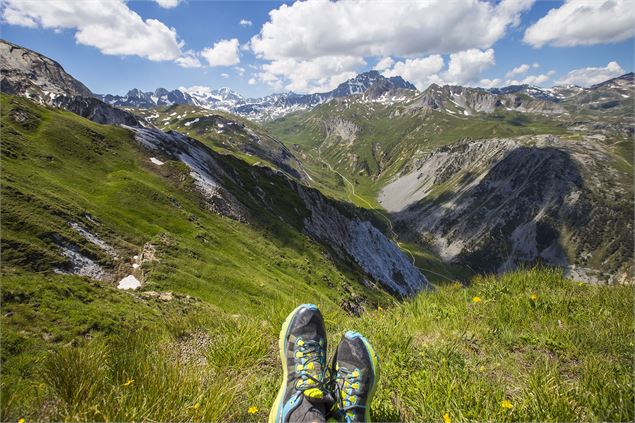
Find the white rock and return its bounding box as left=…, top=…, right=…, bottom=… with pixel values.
left=118, top=275, right=141, bottom=290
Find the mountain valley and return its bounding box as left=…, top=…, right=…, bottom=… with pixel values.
left=1, top=38, right=633, bottom=422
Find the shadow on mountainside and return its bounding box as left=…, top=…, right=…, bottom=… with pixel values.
left=390, top=146, right=633, bottom=277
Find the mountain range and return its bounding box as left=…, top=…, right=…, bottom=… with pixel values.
left=97, top=70, right=416, bottom=120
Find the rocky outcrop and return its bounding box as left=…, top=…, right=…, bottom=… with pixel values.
left=125, top=126, right=430, bottom=295
left=1, top=39, right=92, bottom=100
left=381, top=135, right=633, bottom=282
left=295, top=186, right=431, bottom=296
left=54, top=96, right=139, bottom=126
left=324, top=117, right=359, bottom=146
left=1, top=39, right=141, bottom=127
left=406, top=84, right=566, bottom=115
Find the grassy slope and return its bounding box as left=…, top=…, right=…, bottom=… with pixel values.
left=265, top=101, right=569, bottom=206
left=3, top=269, right=632, bottom=422
left=1, top=96, right=633, bottom=422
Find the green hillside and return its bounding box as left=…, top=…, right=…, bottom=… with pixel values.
left=1, top=94, right=633, bottom=422
left=265, top=100, right=568, bottom=206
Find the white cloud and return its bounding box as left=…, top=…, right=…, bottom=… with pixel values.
left=234, top=66, right=246, bottom=76
left=1, top=0, right=183, bottom=61
left=256, top=55, right=365, bottom=93
left=524, top=0, right=635, bottom=47
left=373, top=57, right=394, bottom=71
left=250, top=0, right=533, bottom=92
left=381, top=48, right=495, bottom=90
left=220, top=73, right=229, bottom=79
left=252, top=0, right=533, bottom=60
left=506, top=72, right=553, bottom=86
left=200, top=38, right=240, bottom=67
left=248, top=77, right=257, bottom=85
left=556, top=61, right=625, bottom=86
left=240, top=19, right=252, bottom=27
left=479, top=78, right=504, bottom=88
left=382, top=56, right=444, bottom=90
left=444, top=48, right=496, bottom=85
left=175, top=51, right=202, bottom=68
left=532, top=62, right=539, bottom=68
left=506, top=63, right=530, bottom=78
left=154, top=0, right=181, bottom=9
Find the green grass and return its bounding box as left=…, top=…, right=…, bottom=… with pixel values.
left=265, top=101, right=569, bottom=205
left=2, top=269, right=632, bottom=422
left=1, top=95, right=633, bottom=422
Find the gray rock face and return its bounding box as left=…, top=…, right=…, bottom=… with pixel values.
left=0, top=39, right=92, bottom=100
left=406, top=84, right=566, bottom=115
left=126, top=126, right=430, bottom=295
left=54, top=96, right=139, bottom=126
left=295, top=186, right=431, bottom=296
left=381, top=135, right=633, bottom=280
left=1, top=39, right=141, bottom=127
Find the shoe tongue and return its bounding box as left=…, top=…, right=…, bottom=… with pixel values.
left=289, top=393, right=328, bottom=422
left=303, top=387, right=334, bottom=404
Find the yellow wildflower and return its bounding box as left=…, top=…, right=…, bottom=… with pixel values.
left=248, top=406, right=258, bottom=414
left=443, top=413, right=451, bottom=423
left=18, top=418, right=25, bottom=423
left=530, top=293, right=538, bottom=301
left=472, top=296, right=481, bottom=303
left=192, top=402, right=200, bottom=410
left=377, top=305, right=384, bottom=313
left=501, top=400, right=513, bottom=409
left=578, top=282, right=584, bottom=287
left=479, top=365, right=486, bottom=372
left=122, top=379, right=134, bottom=386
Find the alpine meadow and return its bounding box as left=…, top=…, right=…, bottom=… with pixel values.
left=1, top=1, right=634, bottom=422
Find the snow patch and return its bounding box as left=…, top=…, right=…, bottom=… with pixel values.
left=150, top=157, right=165, bottom=166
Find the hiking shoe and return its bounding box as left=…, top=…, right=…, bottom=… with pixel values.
left=329, top=331, right=380, bottom=422
left=269, top=304, right=332, bottom=423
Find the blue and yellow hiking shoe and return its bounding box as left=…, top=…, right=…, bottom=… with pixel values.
left=269, top=304, right=332, bottom=423
left=329, top=331, right=380, bottom=423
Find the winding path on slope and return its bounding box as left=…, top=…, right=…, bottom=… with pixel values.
left=312, top=145, right=454, bottom=283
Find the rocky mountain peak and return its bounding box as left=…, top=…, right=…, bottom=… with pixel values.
left=0, top=39, right=93, bottom=101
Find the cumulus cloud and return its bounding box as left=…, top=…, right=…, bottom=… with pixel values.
left=200, top=38, right=240, bottom=67
left=444, top=48, right=496, bottom=85
left=556, top=61, right=625, bottom=86
left=239, top=19, right=252, bottom=27
left=478, top=78, right=504, bottom=88
left=234, top=66, right=246, bottom=76
left=506, top=63, right=530, bottom=78
left=220, top=73, right=229, bottom=78
left=257, top=55, right=365, bottom=93
left=506, top=70, right=555, bottom=86
left=1, top=0, right=183, bottom=61
left=175, top=51, right=202, bottom=68
left=524, top=0, right=635, bottom=47
left=250, top=0, right=533, bottom=92
left=373, top=57, right=395, bottom=71
left=248, top=77, right=257, bottom=85
left=154, top=0, right=181, bottom=8
left=382, top=56, right=444, bottom=89
left=381, top=49, right=496, bottom=90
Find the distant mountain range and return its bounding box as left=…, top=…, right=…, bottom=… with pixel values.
left=97, top=70, right=635, bottom=121
left=96, top=71, right=416, bottom=120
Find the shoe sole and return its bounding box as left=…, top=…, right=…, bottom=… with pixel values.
left=268, top=304, right=317, bottom=423
left=345, top=331, right=381, bottom=422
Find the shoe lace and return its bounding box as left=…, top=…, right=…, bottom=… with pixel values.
left=334, top=366, right=365, bottom=418
left=294, top=338, right=328, bottom=398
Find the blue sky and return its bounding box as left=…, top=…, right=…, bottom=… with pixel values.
left=1, top=0, right=633, bottom=97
